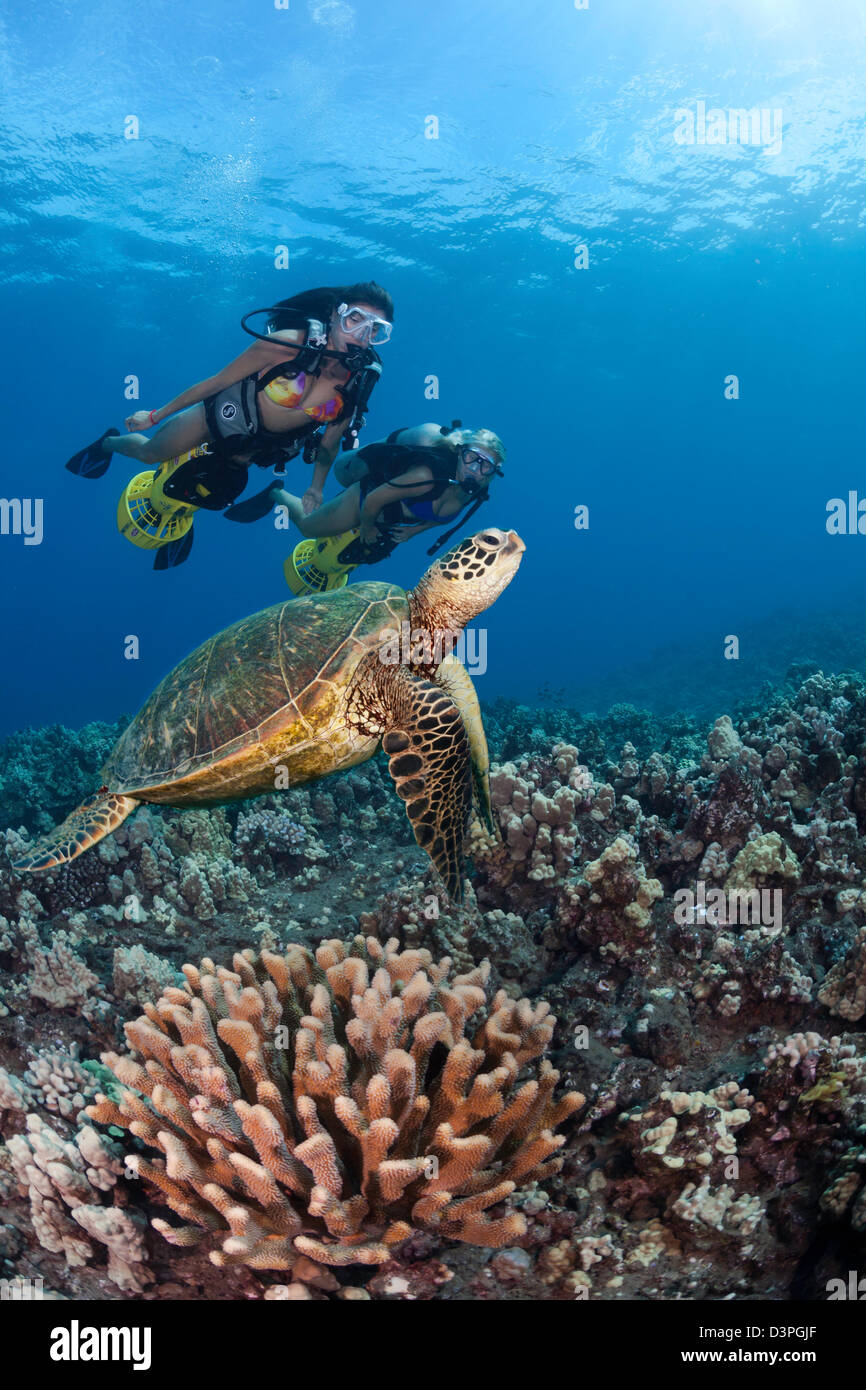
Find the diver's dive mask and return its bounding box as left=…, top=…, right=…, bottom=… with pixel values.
left=459, top=446, right=502, bottom=487
left=336, top=303, right=393, bottom=346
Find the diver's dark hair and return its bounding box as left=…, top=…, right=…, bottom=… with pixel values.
left=271, top=282, right=394, bottom=330
left=338, top=282, right=394, bottom=322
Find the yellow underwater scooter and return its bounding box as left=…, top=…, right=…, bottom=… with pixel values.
left=118, top=449, right=371, bottom=592
left=283, top=517, right=407, bottom=594
left=116, top=445, right=247, bottom=569
left=283, top=530, right=363, bottom=595
left=116, top=447, right=369, bottom=589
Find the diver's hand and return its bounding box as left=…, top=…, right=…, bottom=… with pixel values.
left=359, top=520, right=380, bottom=546
left=125, top=410, right=155, bottom=430
left=301, top=487, right=322, bottom=515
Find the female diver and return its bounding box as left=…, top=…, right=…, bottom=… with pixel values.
left=65, top=283, right=394, bottom=517
left=275, top=422, right=506, bottom=563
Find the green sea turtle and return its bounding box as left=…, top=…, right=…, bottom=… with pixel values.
left=12, top=529, right=524, bottom=900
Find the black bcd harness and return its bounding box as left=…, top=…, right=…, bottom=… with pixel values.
left=369, top=426, right=497, bottom=556
left=242, top=305, right=383, bottom=464
left=164, top=306, right=383, bottom=512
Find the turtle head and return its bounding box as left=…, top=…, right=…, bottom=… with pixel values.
left=411, top=529, right=525, bottom=631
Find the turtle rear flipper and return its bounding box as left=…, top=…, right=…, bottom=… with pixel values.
left=383, top=669, right=473, bottom=902
left=11, top=792, right=140, bottom=872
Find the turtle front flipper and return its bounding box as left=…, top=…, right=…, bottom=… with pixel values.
left=382, top=668, right=473, bottom=902
left=433, top=652, right=495, bottom=834
left=11, top=792, right=140, bottom=872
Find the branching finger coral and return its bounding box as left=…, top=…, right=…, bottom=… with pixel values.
left=87, top=936, right=583, bottom=1274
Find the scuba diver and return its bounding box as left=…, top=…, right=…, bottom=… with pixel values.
left=276, top=422, right=506, bottom=567
left=65, top=284, right=394, bottom=561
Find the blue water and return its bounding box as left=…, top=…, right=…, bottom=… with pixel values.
left=1, top=0, right=865, bottom=735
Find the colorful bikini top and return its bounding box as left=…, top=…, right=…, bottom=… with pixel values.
left=259, top=369, right=344, bottom=423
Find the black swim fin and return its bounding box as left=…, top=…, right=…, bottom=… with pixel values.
left=223, top=483, right=278, bottom=523
left=65, top=427, right=119, bottom=479
left=153, top=525, right=194, bottom=570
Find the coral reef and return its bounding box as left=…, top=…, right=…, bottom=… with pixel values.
left=0, top=719, right=126, bottom=837
left=819, top=927, right=866, bottom=1021
left=1, top=665, right=865, bottom=1301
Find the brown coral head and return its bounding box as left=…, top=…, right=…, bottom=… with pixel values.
left=86, top=936, right=583, bottom=1275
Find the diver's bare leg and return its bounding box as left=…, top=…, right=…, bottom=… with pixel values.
left=274, top=483, right=361, bottom=537
left=105, top=406, right=209, bottom=465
